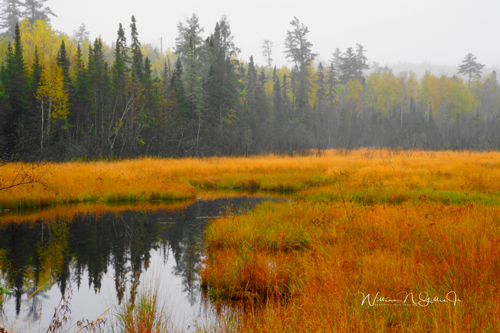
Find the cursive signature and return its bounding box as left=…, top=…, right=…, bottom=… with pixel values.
left=356, top=291, right=462, bottom=307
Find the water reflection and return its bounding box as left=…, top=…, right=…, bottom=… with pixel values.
left=0, top=196, right=276, bottom=329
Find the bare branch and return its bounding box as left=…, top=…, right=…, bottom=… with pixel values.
left=0, top=162, right=48, bottom=192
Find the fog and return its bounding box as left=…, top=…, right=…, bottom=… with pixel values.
left=48, top=0, right=499, bottom=69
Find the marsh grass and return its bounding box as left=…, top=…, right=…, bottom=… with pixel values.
left=203, top=200, right=500, bottom=331
left=2, top=149, right=500, bottom=211
left=3, top=149, right=500, bottom=331
left=112, top=271, right=171, bottom=333
left=200, top=149, right=500, bottom=332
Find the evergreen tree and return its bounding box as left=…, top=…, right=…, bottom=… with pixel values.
left=0, top=0, right=23, bottom=38
left=23, top=0, right=57, bottom=25
left=262, top=40, right=273, bottom=68
left=112, top=38, right=126, bottom=94
left=130, top=16, right=143, bottom=83
left=143, top=56, right=152, bottom=88
left=272, top=66, right=283, bottom=124
left=355, top=44, right=369, bottom=84
left=170, top=57, right=188, bottom=119
left=183, top=37, right=203, bottom=153
left=284, top=17, right=317, bottom=119
left=284, top=17, right=317, bottom=71
left=26, top=47, right=42, bottom=150
left=457, top=53, right=485, bottom=89
left=313, top=62, right=327, bottom=148
left=175, top=14, right=204, bottom=63
left=203, top=16, right=242, bottom=154
left=246, top=55, right=257, bottom=116
left=57, top=40, right=71, bottom=89
left=2, top=23, right=28, bottom=154
left=339, top=47, right=357, bottom=84
left=116, top=23, right=130, bottom=70
left=70, top=43, right=90, bottom=143
left=72, top=23, right=89, bottom=44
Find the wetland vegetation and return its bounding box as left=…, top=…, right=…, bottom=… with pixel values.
left=0, top=148, right=499, bottom=332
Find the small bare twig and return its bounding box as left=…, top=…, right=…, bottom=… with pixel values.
left=0, top=162, right=48, bottom=191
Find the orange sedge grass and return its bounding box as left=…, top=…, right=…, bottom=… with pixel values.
left=202, top=197, right=500, bottom=330
left=2, top=149, right=500, bottom=212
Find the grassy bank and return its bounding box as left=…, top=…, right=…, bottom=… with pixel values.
left=202, top=201, right=500, bottom=331
left=2, top=149, right=500, bottom=211
left=200, top=149, right=500, bottom=332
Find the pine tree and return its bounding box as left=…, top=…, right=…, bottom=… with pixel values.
left=355, top=44, right=369, bottom=83
left=457, top=53, right=485, bottom=89
left=284, top=17, right=317, bottom=71
left=284, top=17, right=317, bottom=120
left=175, top=14, right=204, bottom=63
left=0, top=0, right=23, bottom=38
left=23, top=0, right=57, bottom=25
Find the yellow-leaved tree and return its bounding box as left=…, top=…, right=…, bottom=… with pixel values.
left=36, top=61, right=69, bottom=153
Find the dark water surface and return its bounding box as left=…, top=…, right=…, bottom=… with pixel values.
left=0, top=196, right=277, bottom=331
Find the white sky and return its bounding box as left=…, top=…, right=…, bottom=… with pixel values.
left=47, top=0, right=499, bottom=69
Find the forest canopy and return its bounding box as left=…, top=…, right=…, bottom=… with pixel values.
left=0, top=13, right=499, bottom=161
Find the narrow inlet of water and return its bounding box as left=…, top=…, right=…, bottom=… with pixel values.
left=0, top=196, right=280, bottom=331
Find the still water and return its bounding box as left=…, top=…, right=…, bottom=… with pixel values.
left=0, top=196, right=276, bottom=331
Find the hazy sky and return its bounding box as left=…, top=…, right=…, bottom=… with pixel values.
left=47, top=0, right=499, bottom=69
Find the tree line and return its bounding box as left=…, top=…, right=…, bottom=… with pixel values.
left=1, top=14, right=499, bottom=161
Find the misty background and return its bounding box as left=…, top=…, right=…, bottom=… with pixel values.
left=46, top=0, right=498, bottom=73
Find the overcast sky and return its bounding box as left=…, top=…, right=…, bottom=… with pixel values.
left=48, top=0, right=499, bottom=69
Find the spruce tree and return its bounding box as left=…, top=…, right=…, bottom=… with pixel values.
left=27, top=47, right=42, bottom=149
left=57, top=40, right=71, bottom=89
left=130, top=16, right=143, bottom=82
left=117, top=23, right=130, bottom=71
left=69, top=44, right=88, bottom=142
left=3, top=23, right=28, bottom=155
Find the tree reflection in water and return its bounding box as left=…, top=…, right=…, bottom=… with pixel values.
left=0, top=196, right=276, bottom=327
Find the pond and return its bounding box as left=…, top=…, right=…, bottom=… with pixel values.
left=0, top=195, right=280, bottom=331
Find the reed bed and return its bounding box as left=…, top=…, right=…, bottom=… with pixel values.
left=2, top=149, right=500, bottom=211
left=202, top=200, right=500, bottom=332
left=200, top=149, right=500, bottom=332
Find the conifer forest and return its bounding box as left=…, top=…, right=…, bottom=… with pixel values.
left=0, top=8, right=499, bottom=161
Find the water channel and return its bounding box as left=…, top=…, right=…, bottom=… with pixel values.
left=0, top=195, right=280, bottom=331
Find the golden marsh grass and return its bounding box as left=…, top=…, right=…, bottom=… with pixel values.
left=2, top=149, right=500, bottom=211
